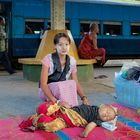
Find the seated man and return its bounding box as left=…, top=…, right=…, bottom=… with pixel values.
left=19, top=102, right=117, bottom=138
left=78, top=22, right=106, bottom=65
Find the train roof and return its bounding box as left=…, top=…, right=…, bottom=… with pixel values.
left=66, top=0, right=140, bottom=6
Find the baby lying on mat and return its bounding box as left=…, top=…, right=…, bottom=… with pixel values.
left=19, top=102, right=118, bottom=138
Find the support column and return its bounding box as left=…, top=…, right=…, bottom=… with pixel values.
left=51, top=0, right=65, bottom=30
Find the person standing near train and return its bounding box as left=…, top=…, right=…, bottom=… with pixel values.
left=0, top=16, right=15, bottom=74
left=78, top=22, right=106, bottom=66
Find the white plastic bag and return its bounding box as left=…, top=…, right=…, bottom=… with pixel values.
left=120, top=61, right=139, bottom=73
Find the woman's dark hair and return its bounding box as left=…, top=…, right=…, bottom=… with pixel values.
left=89, top=22, right=98, bottom=32
left=54, top=33, right=71, bottom=45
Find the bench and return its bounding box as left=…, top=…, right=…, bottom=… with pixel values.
left=18, top=30, right=96, bottom=82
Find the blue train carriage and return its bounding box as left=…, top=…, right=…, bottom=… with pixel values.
left=69, top=0, right=140, bottom=59
left=1, top=0, right=140, bottom=66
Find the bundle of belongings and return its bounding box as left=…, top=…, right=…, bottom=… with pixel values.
left=120, top=61, right=140, bottom=82
left=121, top=66, right=140, bottom=82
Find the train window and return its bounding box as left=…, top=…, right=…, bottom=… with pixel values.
left=47, top=20, right=69, bottom=30
left=47, top=20, right=51, bottom=30
left=80, top=21, right=100, bottom=35
left=103, top=22, right=122, bottom=36
left=131, top=23, right=140, bottom=36
left=65, top=20, right=70, bottom=30
left=25, top=19, right=44, bottom=34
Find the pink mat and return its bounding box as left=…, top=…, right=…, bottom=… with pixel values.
left=1, top=104, right=140, bottom=140
left=0, top=116, right=136, bottom=140
left=0, top=116, right=59, bottom=140
left=63, top=122, right=140, bottom=140
left=112, top=103, right=140, bottom=123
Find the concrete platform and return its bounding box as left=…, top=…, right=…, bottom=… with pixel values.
left=105, top=59, right=140, bottom=67
left=0, top=65, right=122, bottom=119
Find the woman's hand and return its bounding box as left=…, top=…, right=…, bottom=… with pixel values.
left=82, top=98, right=90, bottom=105
left=81, top=96, right=90, bottom=105
left=58, top=101, right=71, bottom=108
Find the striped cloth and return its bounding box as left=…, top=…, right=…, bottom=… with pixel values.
left=38, top=80, right=78, bottom=107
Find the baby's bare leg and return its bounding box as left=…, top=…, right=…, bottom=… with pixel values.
left=80, top=122, right=97, bottom=138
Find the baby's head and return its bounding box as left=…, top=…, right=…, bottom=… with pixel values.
left=99, top=104, right=117, bottom=122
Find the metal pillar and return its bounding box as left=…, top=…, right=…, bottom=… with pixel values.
left=51, top=0, right=65, bottom=30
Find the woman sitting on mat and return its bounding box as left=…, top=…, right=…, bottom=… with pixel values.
left=38, top=32, right=89, bottom=107
left=19, top=102, right=117, bottom=138
left=78, top=22, right=106, bottom=66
